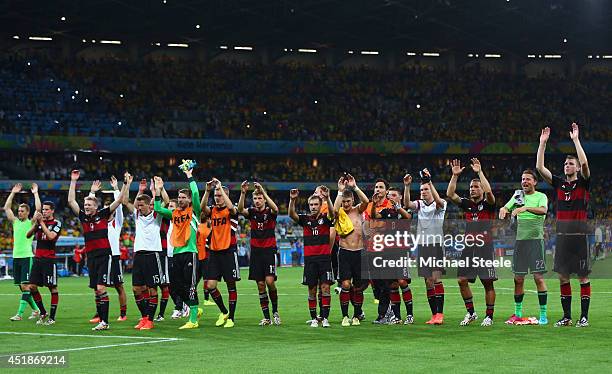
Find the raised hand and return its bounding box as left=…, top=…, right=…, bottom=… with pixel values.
left=183, top=167, right=193, bottom=178
left=211, top=178, right=221, bottom=190
left=30, top=183, right=38, bottom=194
left=403, top=174, right=412, bottom=185
left=337, top=177, right=346, bottom=192
left=253, top=182, right=264, bottom=193
left=32, top=211, right=42, bottom=222
left=206, top=180, right=215, bottom=191
left=540, top=127, right=550, bottom=144
left=124, top=172, right=133, bottom=185
left=319, top=187, right=329, bottom=200
left=138, top=178, right=147, bottom=194
left=149, top=179, right=155, bottom=192
left=450, top=159, right=465, bottom=176
left=153, top=176, right=164, bottom=192
left=90, top=180, right=102, bottom=193
left=110, top=176, right=118, bottom=190
left=319, top=185, right=329, bottom=197
left=345, top=174, right=357, bottom=188
left=470, top=158, right=481, bottom=174
left=241, top=180, right=249, bottom=193
left=289, top=188, right=299, bottom=200
left=569, top=122, right=579, bottom=141
left=71, top=170, right=80, bottom=181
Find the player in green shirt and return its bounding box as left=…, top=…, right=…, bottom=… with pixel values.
left=499, top=169, right=549, bottom=325
left=153, top=166, right=202, bottom=329
left=4, top=183, right=42, bottom=321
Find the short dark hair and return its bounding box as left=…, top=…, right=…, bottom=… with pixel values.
left=522, top=169, right=538, bottom=182
left=388, top=187, right=401, bottom=193
left=470, top=178, right=481, bottom=184
left=178, top=188, right=192, bottom=198
left=342, top=190, right=354, bottom=199
left=42, top=201, right=55, bottom=210
left=375, top=178, right=389, bottom=190
left=135, top=194, right=152, bottom=204
left=565, top=155, right=580, bottom=165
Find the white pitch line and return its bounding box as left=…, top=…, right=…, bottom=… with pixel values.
left=0, top=331, right=181, bottom=358
left=0, top=331, right=178, bottom=340
left=0, top=339, right=179, bottom=358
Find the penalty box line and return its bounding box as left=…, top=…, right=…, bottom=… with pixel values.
left=0, top=331, right=182, bottom=357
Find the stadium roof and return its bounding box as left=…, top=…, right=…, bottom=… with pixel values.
left=1, top=0, right=611, bottom=54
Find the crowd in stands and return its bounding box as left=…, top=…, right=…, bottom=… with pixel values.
left=1, top=57, right=611, bottom=142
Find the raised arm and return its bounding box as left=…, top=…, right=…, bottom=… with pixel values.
left=255, top=182, right=278, bottom=215
left=216, top=180, right=235, bottom=215
left=201, top=182, right=213, bottom=217
left=68, top=170, right=81, bottom=215
left=536, top=127, right=553, bottom=185
left=109, top=176, right=124, bottom=226
left=109, top=172, right=132, bottom=213
left=345, top=174, right=369, bottom=213
left=403, top=174, right=417, bottom=210
left=31, top=183, right=41, bottom=212
left=238, top=181, right=250, bottom=216
left=471, top=158, right=495, bottom=205
left=322, top=188, right=335, bottom=221
left=288, top=189, right=300, bottom=223
left=160, top=185, right=171, bottom=206
left=154, top=176, right=173, bottom=218
left=570, top=123, right=590, bottom=179
left=333, top=177, right=346, bottom=215
left=88, top=179, right=102, bottom=199
left=423, top=169, right=445, bottom=209
left=185, top=168, right=201, bottom=216
left=446, top=159, right=464, bottom=205
left=124, top=178, right=146, bottom=214
left=3, top=183, right=22, bottom=222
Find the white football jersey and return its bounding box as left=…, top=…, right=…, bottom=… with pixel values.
left=133, top=211, right=163, bottom=252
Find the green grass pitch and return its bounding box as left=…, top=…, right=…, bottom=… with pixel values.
left=0, top=267, right=610, bottom=373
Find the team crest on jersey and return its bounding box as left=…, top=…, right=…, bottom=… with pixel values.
left=318, top=218, right=324, bottom=224
left=478, top=204, right=483, bottom=211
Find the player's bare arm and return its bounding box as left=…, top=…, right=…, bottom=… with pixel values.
left=333, top=176, right=346, bottom=215
left=472, top=158, right=495, bottom=205
left=237, top=180, right=250, bottom=216
left=446, top=159, right=464, bottom=205
left=403, top=174, right=417, bottom=210
left=424, top=169, right=445, bottom=209
left=536, top=127, right=553, bottom=185
left=345, top=174, right=369, bottom=212
left=124, top=178, right=147, bottom=214
left=108, top=172, right=131, bottom=213
left=31, top=183, right=41, bottom=212
left=288, top=188, right=300, bottom=222
left=255, top=182, right=278, bottom=215
left=3, top=183, right=22, bottom=222
left=67, top=170, right=81, bottom=215
left=570, top=122, right=590, bottom=179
